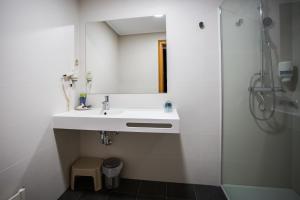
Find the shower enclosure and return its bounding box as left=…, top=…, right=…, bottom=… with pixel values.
left=220, top=0, right=300, bottom=199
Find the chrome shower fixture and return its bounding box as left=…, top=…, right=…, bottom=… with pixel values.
left=248, top=0, right=282, bottom=121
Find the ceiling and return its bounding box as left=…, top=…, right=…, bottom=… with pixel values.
left=106, top=15, right=166, bottom=36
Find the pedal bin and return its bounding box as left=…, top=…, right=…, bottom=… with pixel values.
left=102, top=158, right=123, bottom=189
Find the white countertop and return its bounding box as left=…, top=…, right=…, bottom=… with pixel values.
left=53, top=108, right=180, bottom=134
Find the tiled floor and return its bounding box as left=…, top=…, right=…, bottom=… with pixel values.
left=58, top=178, right=227, bottom=200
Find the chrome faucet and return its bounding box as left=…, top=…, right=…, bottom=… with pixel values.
left=102, top=95, right=110, bottom=110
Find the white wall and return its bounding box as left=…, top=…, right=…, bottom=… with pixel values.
left=291, top=1, right=300, bottom=102
left=290, top=1, right=300, bottom=195
left=280, top=2, right=300, bottom=193
left=119, top=32, right=166, bottom=93
left=0, top=0, right=80, bottom=199
left=86, top=22, right=119, bottom=93
left=79, top=0, right=223, bottom=185
left=277, top=1, right=300, bottom=193
left=293, top=117, right=300, bottom=195
left=221, top=0, right=293, bottom=187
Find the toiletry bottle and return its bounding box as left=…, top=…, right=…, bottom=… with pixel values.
left=79, top=93, right=87, bottom=106
left=164, top=101, right=173, bottom=112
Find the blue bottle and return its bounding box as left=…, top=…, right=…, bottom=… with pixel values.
left=164, top=101, right=173, bottom=113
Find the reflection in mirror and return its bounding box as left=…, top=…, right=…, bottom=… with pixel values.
left=86, top=15, right=167, bottom=94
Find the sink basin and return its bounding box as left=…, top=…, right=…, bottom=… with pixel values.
left=62, top=109, right=124, bottom=117
left=53, top=108, right=180, bottom=134
left=100, top=109, right=124, bottom=116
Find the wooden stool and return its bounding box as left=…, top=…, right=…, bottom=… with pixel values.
left=71, top=157, right=103, bottom=191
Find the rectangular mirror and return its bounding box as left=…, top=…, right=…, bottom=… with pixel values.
left=85, top=15, right=167, bottom=94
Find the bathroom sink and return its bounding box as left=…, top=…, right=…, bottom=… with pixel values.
left=52, top=108, right=180, bottom=134
left=62, top=109, right=124, bottom=117
left=100, top=109, right=124, bottom=116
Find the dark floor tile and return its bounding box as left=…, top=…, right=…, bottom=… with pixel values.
left=109, top=193, right=136, bottom=200
left=138, top=197, right=165, bottom=200
left=79, top=191, right=109, bottom=200
left=195, top=185, right=227, bottom=200
left=110, top=178, right=140, bottom=195
left=58, top=189, right=83, bottom=200
left=166, top=183, right=196, bottom=200
left=138, top=180, right=166, bottom=199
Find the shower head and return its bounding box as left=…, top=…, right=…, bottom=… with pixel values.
left=263, top=17, right=273, bottom=28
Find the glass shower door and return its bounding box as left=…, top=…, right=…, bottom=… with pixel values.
left=220, top=0, right=300, bottom=199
